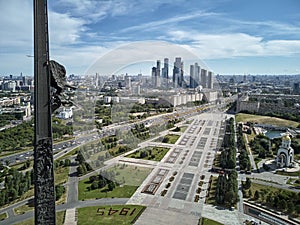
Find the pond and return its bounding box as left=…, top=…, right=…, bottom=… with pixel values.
left=265, top=130, right=285, bottom=139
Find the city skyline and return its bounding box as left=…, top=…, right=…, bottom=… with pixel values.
left=1, top=0, right=300, bottom=76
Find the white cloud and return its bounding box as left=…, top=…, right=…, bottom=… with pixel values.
left=119, top=11, right=218, bottom=33
left=166, top=30, right=300, bottom=59
left=55, top=0, right=135, bottom=23
left=48, top=11, right=86, bottom=46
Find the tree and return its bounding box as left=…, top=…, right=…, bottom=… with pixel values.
left=108, top=182, right=115, bottom=191
left=9, top=188, right=18, bottom=201
left=55, top=185, right=65, bottom=201
left=244, top=178, right=251, bottom=189
left=254, top=190, right=260, bottom=200
left=98, top=179, right=107, bottom=189
left=91, top=181, right=98, bottom=190
left=76, top=152, right=85, bottom=164
left=248, top=189, right=252, bottom=198
left=77, top=165, right=84, bottom=176
left=287, top=201, right=295, bottom=215
left=64, top=159, right=71, bottom=167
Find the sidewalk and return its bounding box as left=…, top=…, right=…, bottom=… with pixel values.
left=64, top=208, right=77, bottom=225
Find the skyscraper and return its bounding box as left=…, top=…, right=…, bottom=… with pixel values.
left=194, top=63, right=200, bottom=86
left=156, top=60, right=161, bottom=87
left=207, top=71, right=213, bottom=89
left=162, top=58, right=169, bottom=79
left=201, top=69, right=207, bottom=88
left=173, top=57, right=183, bottom=88
left=293, top=82, right=300, bottom=94
left=190, top=62, right=201, bottom=88
left=190, top=64, right=195, bottom=88
left=151, top=60, right=161, bottom=88
left=152, top=66, right=156, bottom=86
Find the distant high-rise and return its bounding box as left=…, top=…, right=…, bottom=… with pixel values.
left=156, top=60, right=161, bottom=87
left=207, top=71, right=213, bottom=89
left=293, top=82, right=300, bottom=94
left=201, top=69, right=207, bottom=88
left=95, top=73, right=99, bottom=87
left=190, top=65, right=195, bottom=88
left=151, top=60, right=161, bottom=88
left=151, top=67, right=156, bottom=86
left=162, top=58, right=169, bottom=79
left=173, top=57, right=184, bottom=88
left=190, top=63, right=200, bottom=88
left=194, top=63, right=200, bottom=86
left=125, top=73, right=131, bottom=89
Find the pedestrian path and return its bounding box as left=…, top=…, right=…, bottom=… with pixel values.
left=64, top=208, right=77, bottom=225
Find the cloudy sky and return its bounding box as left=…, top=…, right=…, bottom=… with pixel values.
left=1, top=0, right=300, bottom=76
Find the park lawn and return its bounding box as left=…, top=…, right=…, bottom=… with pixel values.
left=0, top=212, right=7, bottom=221
left=250, top=182, right=279, bottom=195
left=275, top=170, right=300, bottom=177
left=171, top=126, right=188, bottom=132
left=54, top=165, right=70, bottom=185
left=78, top=181, right=138, bottom=200
left=126, top=146, right=170, bottom=161
left=235, top=113, right=299, bottom=128
left=162, top=134, right=180, bottom=144
left=78, top=165, right=152, bottom=200
left=13, top=210, right=65, bottom=225
left=14, top=202, right=34, bottom=215
left=77, top=205, right=145, bottom=225
left=180, top=126, right=188, bottom=132
left=107, top=164, right=152, bottom=186
left=199, top=217, right=224, bottom=225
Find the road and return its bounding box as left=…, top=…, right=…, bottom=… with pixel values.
left=0, top=198, right=129, bottom=225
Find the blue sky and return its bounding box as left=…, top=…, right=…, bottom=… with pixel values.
left=1, top=0, right=300, bottom=76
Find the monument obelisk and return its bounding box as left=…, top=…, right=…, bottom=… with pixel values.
left=33, top=0, right=56, bottom=224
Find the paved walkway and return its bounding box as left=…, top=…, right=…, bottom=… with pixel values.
left=64, top=208, right=76, bottom=225
left=64, top=158, right=78, bottom=225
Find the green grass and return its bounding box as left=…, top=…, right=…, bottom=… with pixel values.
left=236, top=113, right=299, bottom=128
left=79, top=184, right=138, bottom=200
left=171, top=126, right=187, bottom=132
left=107, top=164, right=152, bottom=186
left=54, top=165, right=70, bottom=185
left=250, top=182, right=279, bottom=195
left=13, top=210, right=65, bottom=225
left=199, top=217, right=223, bottom=225
left=287, top=178, right=300, bottom=186
left=14, top=202, right=34, bottom=215
left=155, top=134, right=180, bottom=144
left=275, top=170, right=300, bottom=177
left=77, top=205, right=146, bottom=225
left=78, top=165, right=151, bottom=200
left=126, top=146, right=170, bottom=161
left=0, top=212, right=7, bottom=221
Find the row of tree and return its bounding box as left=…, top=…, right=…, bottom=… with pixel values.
left=76, top=151, right=93, bottom=176
left=236, top=124, right=251, bottom=171
left=215, top=171, right=239, bottom=207
left=219, top=118, right=236, bottom=169
left=131, top=124, right=150, bottom=140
